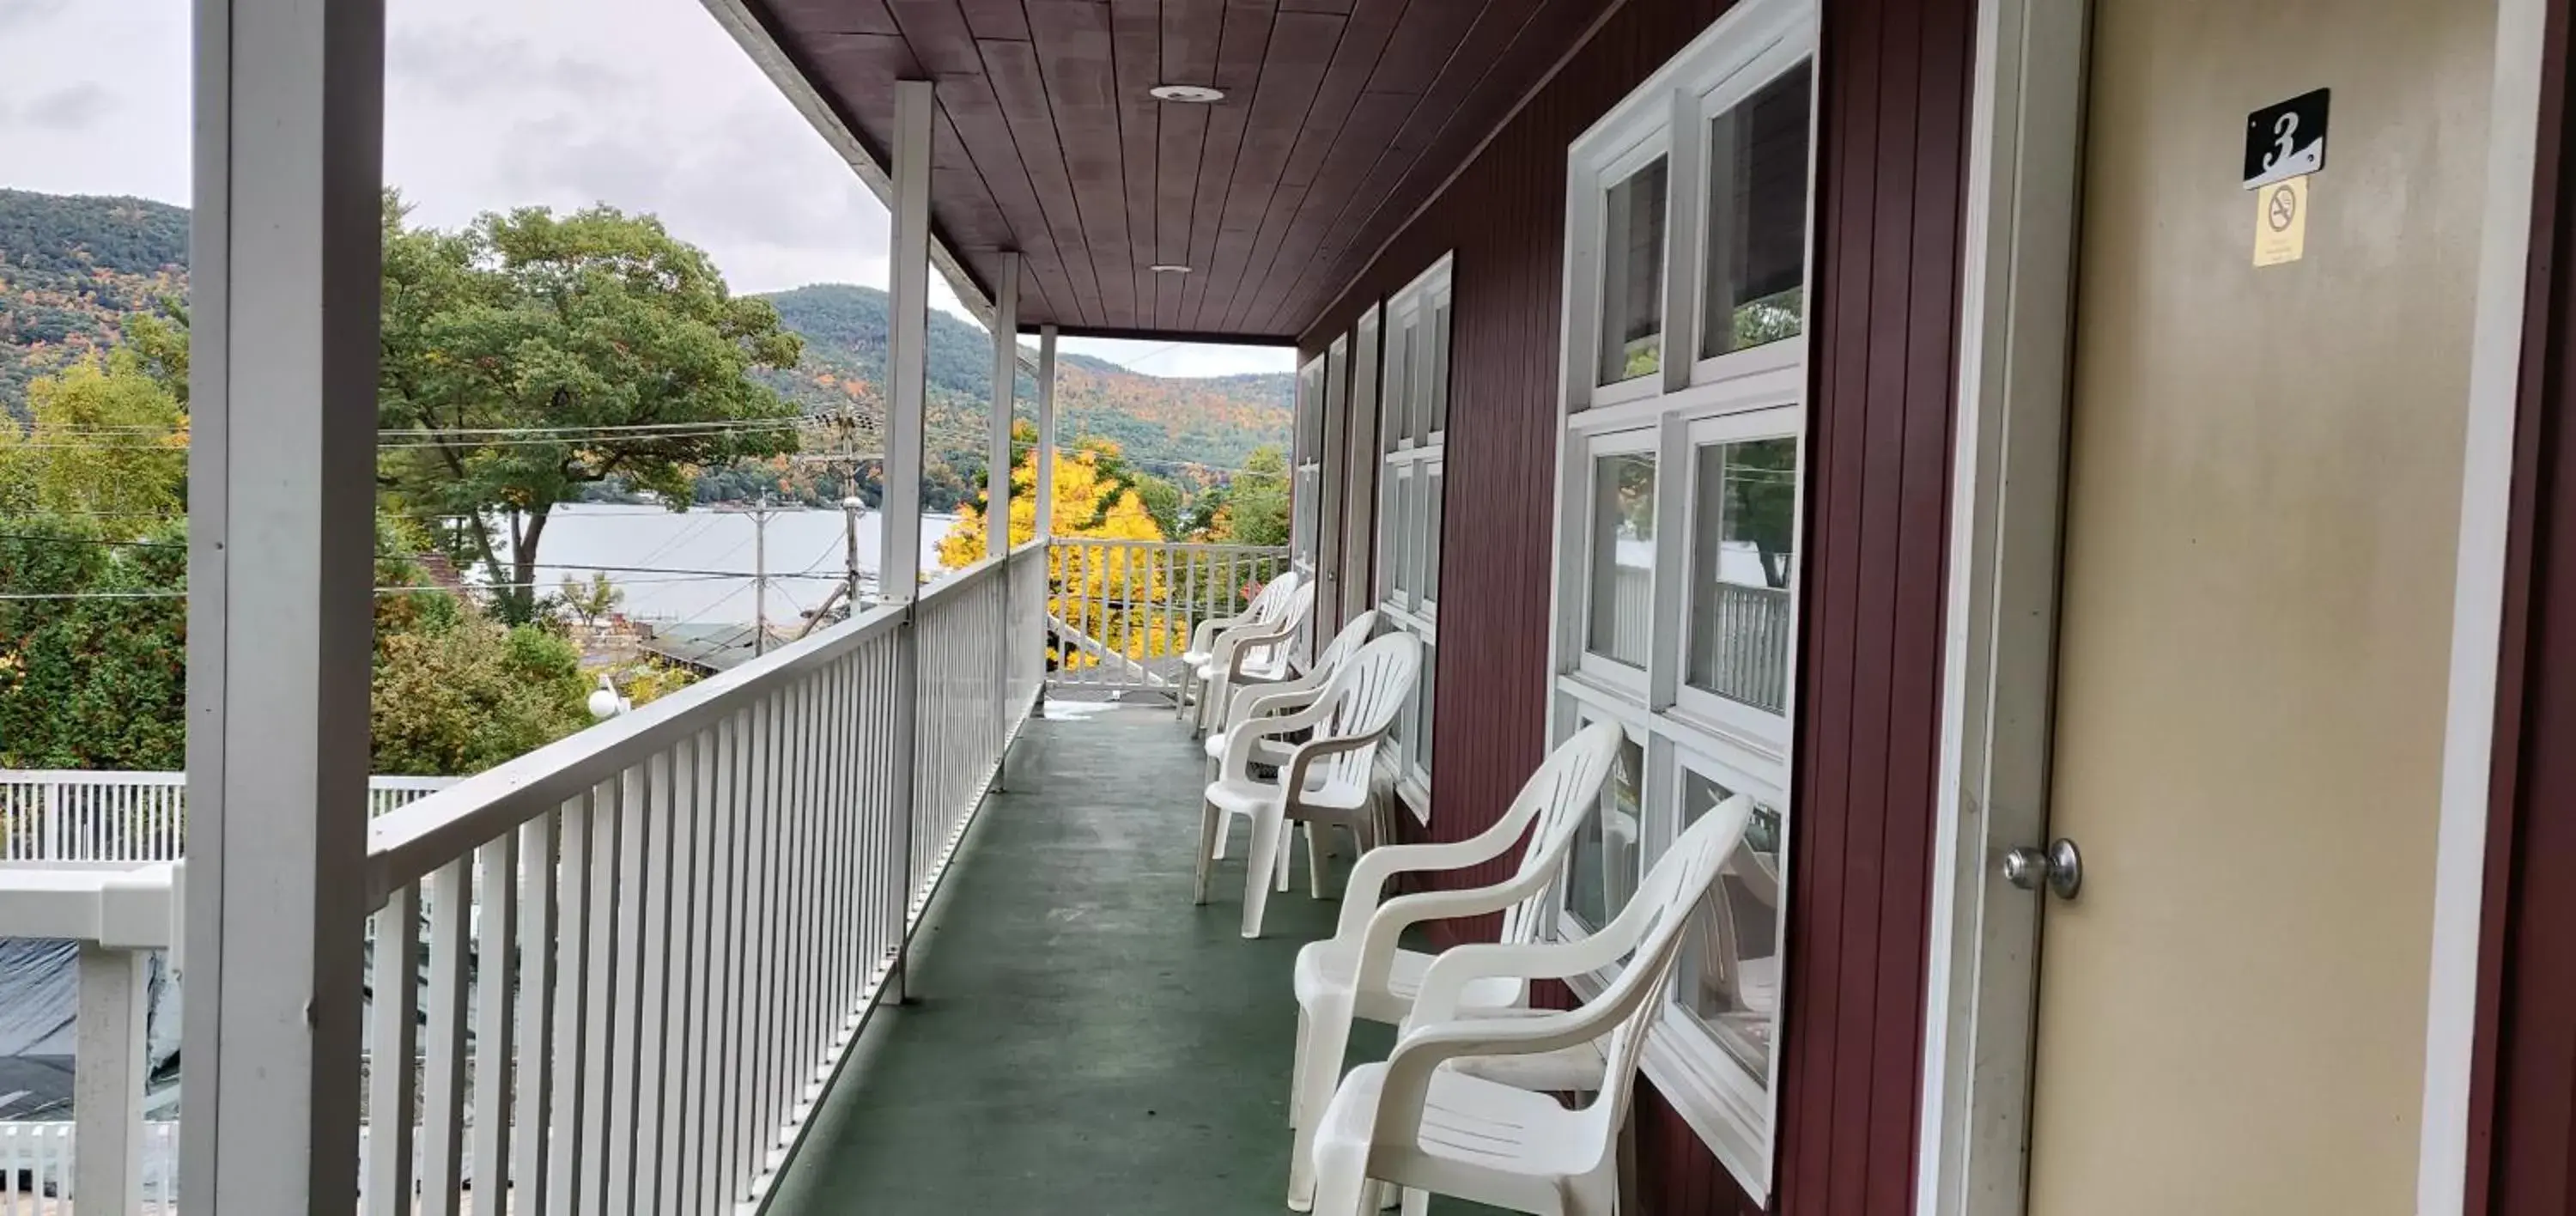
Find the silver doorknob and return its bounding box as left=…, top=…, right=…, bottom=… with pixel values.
left=2002, top=838, right=2082, bottom=900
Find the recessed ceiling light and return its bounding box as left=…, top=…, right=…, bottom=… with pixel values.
left=1149, top=84, right=1225, bottom=104
left=1150, top=264, right=1192, bottom=274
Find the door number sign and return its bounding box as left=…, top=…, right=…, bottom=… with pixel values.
left=2253, top=175, right=2307, bottom=266
left=2247, top=89, right=2324, bottom=266
left=2244, top=88, right=2328, bottom=189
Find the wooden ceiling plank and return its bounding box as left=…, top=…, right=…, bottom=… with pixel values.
left=1206, top=0, right=1405, bottom=331
left=1182, top=9, right=1342, bottom=331
left=1228, top=88, right=1410, bottom=332
left=1026, top=0, right=1142, bottom=327
left=765, top=0, right=902, bottom=36
left=953, top=0, right=1030, bottom=40
left=1175, top=0, right=1276, bottom=328
left=1254, top=0, right=1559, bottom=332
left=981, top=38, right=1110, bottom=324
left=886, top=0, right=988, bottom=75
left=1152, top=100, right=1206, bottom=330
left=938, top=76, right=1086, bottom=328
left=1159, top=0, right=1224, bottom=84
left=1112, top=0, right=1165, bottom=330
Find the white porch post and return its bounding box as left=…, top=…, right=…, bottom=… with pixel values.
left=987, top=255, right=1018, bottom=784
left=884, top=77, right=934, bottom=999
left=1035, top=325, right=1059, bottom=540
left=182, top=0, right=382, bottom=1208
left=987, top=253, right=1019, bottom=561
left=73, top=943, right=149, bottom=1211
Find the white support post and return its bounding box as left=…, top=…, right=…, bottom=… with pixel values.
left=182, top=0, right=381, bottom=1210
left=987, top=254, right=1018, bottom=790
left=884, top=77, right=935, bottom=1002
left=73, top=944, right=148, bottom=1213
left=1036, top=325, right=1059, bottom=541
left=882, top=77, right=933, bottom=608
left=987, top=252, right=1018, bottom=562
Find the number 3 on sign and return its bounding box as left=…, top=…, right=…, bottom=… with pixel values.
left=2254, top=175, right=2308, bottom=267
left=2264, top=112, right=2301, bottom=176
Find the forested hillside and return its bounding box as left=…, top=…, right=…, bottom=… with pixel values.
left=0, top=192, right=1293, bottom=493
left=0, top=190, right=188, bottom=405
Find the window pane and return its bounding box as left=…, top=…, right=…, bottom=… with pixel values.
left=1587, top=451, right=1656, bottom=666
left=1425, top=465, right=1443, bottom=603
left=1391, top=467, right=1416, bottom=596
left=1378, top=465, right=1400, bottom=598
left=1598, top=157, right=1669, bottom=386
left=1676, top=768, right=1783, bottom=1079
left=1686, top=437, right=1797, bottom=711
left=1702, top=62, right=1812, bottom=361
left=1384, top=319, right=1413, bottom=453
left=1426, top=298, right=1451, bottom=437
left=1566, top=730, right=1645, bottom=929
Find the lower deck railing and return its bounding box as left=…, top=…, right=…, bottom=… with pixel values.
left=0, top=539, right=1052, bottom=1213
left=1040, top=539, right=1291, bottom=699
left=0, top=774, right=455, bottom=864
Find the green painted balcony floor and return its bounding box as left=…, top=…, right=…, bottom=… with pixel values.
left=766, top=710, right=1506, bottom=1215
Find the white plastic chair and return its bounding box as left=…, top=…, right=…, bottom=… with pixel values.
left=1176, top=568, right=1300, bottom=725
left=1304, top=793, right=1759, bottom=1216
left=1203, top=611, right=1380, bottom=861
left=1283, top=721, right=1625, bottom=1209
left=1196, top=632, right=1422, bottom=938
left=1193, top=580, right=1318, bottom=736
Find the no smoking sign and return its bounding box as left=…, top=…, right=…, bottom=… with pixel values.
left=2253, top=174, right=2308, bottom=267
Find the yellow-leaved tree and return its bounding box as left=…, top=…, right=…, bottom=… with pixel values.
left=938, top=425, right=1181, bottom=670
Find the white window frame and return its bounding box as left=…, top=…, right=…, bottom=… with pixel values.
left=1291, top=353, right=1327, bottom=578
left=1542, top=0, right=1817, bottom=1198
left=1376, top=255, right=1453, bottom=818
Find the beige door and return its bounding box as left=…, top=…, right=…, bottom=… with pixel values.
left=2026, top=0, right=2496, bottom=1210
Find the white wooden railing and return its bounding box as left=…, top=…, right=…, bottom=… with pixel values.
left=1042, top=539, right=1291, bottom=697
left=0, top=775, right=455, bottom=864
left=0, top=539, right=1051, bottom=1213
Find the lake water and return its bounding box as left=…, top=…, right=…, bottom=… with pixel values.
left=515, top=503, right=963, bottom=624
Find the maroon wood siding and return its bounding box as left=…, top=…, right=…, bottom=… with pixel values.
left=1297, top=0, right=1977, bottom=1210
left=2470, top=2, right=2576, bottom=1210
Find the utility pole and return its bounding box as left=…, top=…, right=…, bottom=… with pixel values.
left=724, top=494, right=781, bottom=656
left=753, top=496, right=768, bottom=655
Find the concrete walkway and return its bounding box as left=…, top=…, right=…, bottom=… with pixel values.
left=766, top=714, right=1504, bottom=1214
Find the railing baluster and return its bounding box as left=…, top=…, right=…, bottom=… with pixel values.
left=697, top=714, right=740, bottom=1213
left=549, top=791, right=592, bottom=1216
left=576, top=778, right=623, bottom=1216
left=655, top=735, right=700, bottom=1213
left=750, top=690, right=785, bottom=1176
left=516, top=804, right=560, bottom=1212
left=418, top=858, right=471, bottom=1215
left=471, top=830, right=520, bottom=1215
left=603, top=763, right=651, bottom=1214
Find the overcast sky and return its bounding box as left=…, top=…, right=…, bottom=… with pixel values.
left=0, top=0, right=1290, bottom=379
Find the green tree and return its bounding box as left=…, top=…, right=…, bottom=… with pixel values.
left=369, top=621, right=592, bottom=776
left=1207, top=445, right=1290, bottom=546
left=0, top=353, right=187, bottom=525
left=0, top=516, right=188, bottom=769
left=560, top=569, right=624, bottom=628
left=375, top=199, right=805, bottom=622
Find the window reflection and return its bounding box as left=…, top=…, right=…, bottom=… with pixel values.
left=1702, top=62, right=1811, bottom=361
left=1587, top=452, right=1657, bottom=666
left=1677, top=767, right=1783, bottom=1079
left=1599, top=158, right=1670, bottom=385
left=1686, top=437, right=1797, bottom=710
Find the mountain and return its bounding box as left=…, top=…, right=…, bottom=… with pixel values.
left=0, top=189, right=188, bottom=406
left=756, top=283, right=1293, bottom=484
left=0, top=190, right=1291, bottom=489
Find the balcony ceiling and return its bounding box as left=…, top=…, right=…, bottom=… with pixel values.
left=745, top=0, right=1610, bottom=339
